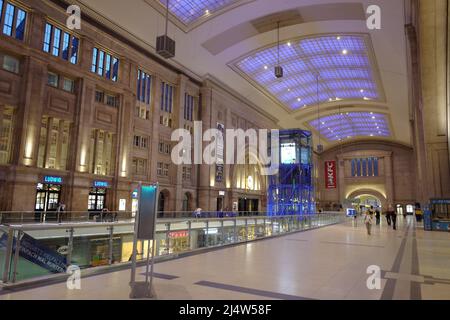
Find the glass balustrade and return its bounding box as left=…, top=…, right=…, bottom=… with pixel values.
left=0, top=213, right=346, bottom=284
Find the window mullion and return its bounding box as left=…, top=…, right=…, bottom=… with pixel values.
left=10, top=3, right=17, bottom=37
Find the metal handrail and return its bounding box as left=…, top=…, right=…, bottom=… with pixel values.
left=1, top=213, right=341, bottom=231
left=0, top=212, right=346, bottom=285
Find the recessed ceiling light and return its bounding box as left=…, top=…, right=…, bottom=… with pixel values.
left=370, top=134, right=374, bottom=137
left=337, top=36, right=341, bottom=40
left=372, top=116, right=376, bottom=119
left=342, top=49, right=348, bottom=55
left=287, top=88, right=291, bottom=91
left=360, top=89, right=365, bottom=93
left=297, top=98, right=301, bottom=102
left=370, top=112, right=373, bottom=114
left=205, top=9, right=210, bottom=15
left=364, top=97, right=370, bottom=100
left=264, top=65, right=268, bottom=70
left=287, top=42, right=291, bottom=47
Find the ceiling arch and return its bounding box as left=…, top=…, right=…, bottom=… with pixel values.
left=76, top=0, right=410, bottom=149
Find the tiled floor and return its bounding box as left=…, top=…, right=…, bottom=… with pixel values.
left=1, top=216, right=449, bottom=300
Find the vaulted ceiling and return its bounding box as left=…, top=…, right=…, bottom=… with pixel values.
left=75, top=0, right=410, bottom=150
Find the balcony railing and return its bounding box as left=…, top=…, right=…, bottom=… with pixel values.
left=0, top=212, right=346, bottom=285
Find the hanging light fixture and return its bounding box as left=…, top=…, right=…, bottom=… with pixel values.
left=316, top=74, right=324, bottom=153
left=274, top=21, right=283, bottom=78
left=156, top=0, right=176, bottom=59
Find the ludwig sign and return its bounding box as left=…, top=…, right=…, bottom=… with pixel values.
left=325, top=160, right=337, bottom=189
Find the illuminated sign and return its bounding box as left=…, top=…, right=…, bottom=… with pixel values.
left=325, top=161, right=337, bottom=189
left=94, top=181, right=109, bottom=188
left=219, top=191, right=225, bottom=196
left=44, top=176, right=63, bottom=184
left=119, top=199, right=127, bottom=211
left=168, top=230, right=189, bottom=238
left=281, top=143, right=297, bottom=164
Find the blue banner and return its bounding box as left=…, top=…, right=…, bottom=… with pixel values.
left=0, top=233, right=67, bottom=273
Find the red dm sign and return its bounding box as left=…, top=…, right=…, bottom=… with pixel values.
left=325, top=161, right=337, bottom=189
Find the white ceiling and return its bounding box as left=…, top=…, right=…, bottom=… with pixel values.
left=74, top=0, right=411, bottom=149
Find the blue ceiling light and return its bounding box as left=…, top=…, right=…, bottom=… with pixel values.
left=235, top=34, right=381, bottom=110
left=309, top=112, right=391, bottom=141
left=159, top=0, right=236, bottom=25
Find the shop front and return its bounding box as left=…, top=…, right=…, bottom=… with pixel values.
left=35, top=175, right=63, bottom=221
left=238, top=197, right=259, bottom=215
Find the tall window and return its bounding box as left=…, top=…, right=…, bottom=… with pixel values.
left=88, top=188, right=106, bottom=211
left=42, top=23, right=79, bottom=64
left=182, top=166, right=192, bottom=181
left=89, top=129, right=114, bottom=176
left=184, top=93, right=195, bottom=121
left=0, top=106, right=14, bottom=165
left=137, top=69, right=152, bottom=104
left=91, top=47, right=119, bottom=82
left=157, top=162, right=169, bottom=177
left=2, top=54, right=19, bottom=73
left=37, top=117, right=71, bottom=170
left=133, top=135, right=148, bottom=149
left=1, top=2, right=26, bottom=40
left=351, top=157, right=379, bottom=177
left=132, top=158, right=147, bottom=176
left=160, top=82, right=174, bottom=113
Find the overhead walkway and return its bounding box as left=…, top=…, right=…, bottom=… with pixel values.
left=1, top=216, right=449, bottom=300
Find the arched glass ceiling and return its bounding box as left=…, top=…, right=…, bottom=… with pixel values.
left=309, top=112, right=390, bottom=141
left=234, top=34, right=382, bottom=111
left=159, top=0, right=237, bottom=25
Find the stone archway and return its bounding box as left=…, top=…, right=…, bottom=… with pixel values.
left=158, top=189, right=170, bottom=217
left=182, top=192, right=193, bottom=212
left=346, top=189, right=388, bottom=209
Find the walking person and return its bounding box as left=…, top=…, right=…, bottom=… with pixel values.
left=57, top=203, right=66, bottom=223
left=364, top=209, right=374, bottom=235
left=375, top=208, right=381, bottom=225
left=387, top=204, right=397, bottom=230
left=385, top=208, right=392, bottom=226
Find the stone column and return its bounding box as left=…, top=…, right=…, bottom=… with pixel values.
left=174, top=74, right=188, bottom=211
left=384, top=153, right=395, bottom=206
left=197, top=85, right=213, bottom=210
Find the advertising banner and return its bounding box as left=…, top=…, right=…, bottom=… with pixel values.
left=0, top=233, right=67, bottom=273
left=325, top=160, right=337, bottom=189
left=216, top=123, right=225, bottom=182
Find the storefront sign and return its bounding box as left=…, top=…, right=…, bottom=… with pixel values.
left=325, top=161, right=337, bottom=189
left=168, top=230, right=189, bottom=238
left=44, top=176, right=63, bottom=184
left=94, top=181, right=109, bottom=188
left=0, top=233, right=67, bottom=274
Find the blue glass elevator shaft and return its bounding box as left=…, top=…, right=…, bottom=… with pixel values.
left=267, top=129, right=315, bottom=216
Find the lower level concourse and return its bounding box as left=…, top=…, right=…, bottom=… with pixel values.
left=1, top=216, right=449, bottom=300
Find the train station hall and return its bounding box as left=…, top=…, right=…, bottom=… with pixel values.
left=0, top=0, right=449, bottom=306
